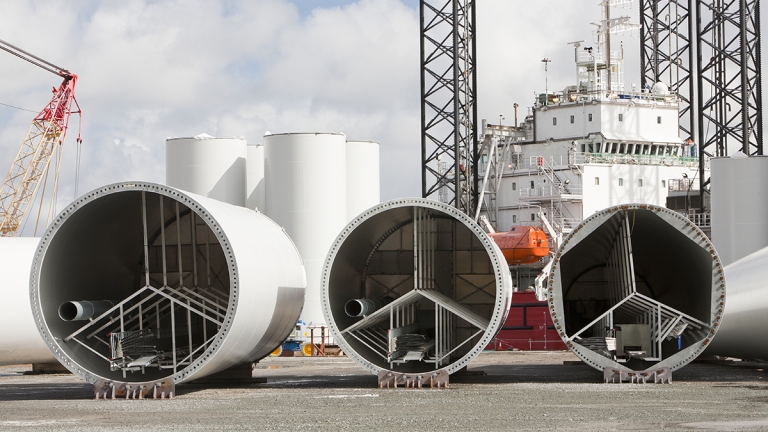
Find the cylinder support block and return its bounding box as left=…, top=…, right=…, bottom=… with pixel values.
left=30, top=182, right=306, bottom=387
left=321, top=199, right=512, bottom=376
left=548, top=204, right=725, bottom=372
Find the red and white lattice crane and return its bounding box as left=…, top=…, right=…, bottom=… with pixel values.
left=0, top=38, right=81, bottom=236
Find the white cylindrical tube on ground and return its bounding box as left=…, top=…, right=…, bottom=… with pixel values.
left=246, top=144, right=266, bottom=212
left=345, top=140, right=380, bottom=221
left=264, top=132, right=347, bottom=326
left=707, top=247, right=768, bottom=360
left=322, top=199, right=512, bottom=378
left=0, top=238, right=56, bottom=366
left=711, top=155, right=768, bottom=266
left=166, top=134, right=247, bottom=207
left=548, top=204, right=724, bottom=373
left=30, top=182, right=306, bottom=387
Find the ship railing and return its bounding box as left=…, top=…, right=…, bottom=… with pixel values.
left=572, top=152, right=704, bottom=168
left=685, top=212, right=711, bottom=229
left=519, top=185, right=583, bottom=199
left=668, top=178, right=700, bottom=192
left=575, top=49, right=623, bottom=65
left=525, top=154, right=583, bottom=171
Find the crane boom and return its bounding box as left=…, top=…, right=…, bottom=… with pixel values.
left=0, top=39, right=81, bottom=236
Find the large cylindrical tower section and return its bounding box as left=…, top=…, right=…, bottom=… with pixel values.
left=166, top=134, right=247, bottom=206
left=711, top=155, right=768, bottom=266
left=30, top=182, right=305, bottom=387
left=345, top=140, right=380, bottom=221
left=321, top=199, right=512, bottom=376
left=548, top=204, right=724, bottom=373
left=0, top=238, right=57, bottom=366
left=707, top=247, right=768, bottom=360
left=264, top=132, right=347, bottom=326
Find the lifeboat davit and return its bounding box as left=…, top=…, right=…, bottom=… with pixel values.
left=488, top=226, right=549, bottom=265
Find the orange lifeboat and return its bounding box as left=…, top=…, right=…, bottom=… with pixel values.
left=488, top=226, right=549, bottom=265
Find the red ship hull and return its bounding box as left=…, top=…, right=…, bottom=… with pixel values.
left=487, top=292, right=566, bottom=351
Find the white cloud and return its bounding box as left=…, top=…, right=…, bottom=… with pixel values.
left=0, top=0, right=423, bottom=225
left=1, top=0, right=760, bottom=236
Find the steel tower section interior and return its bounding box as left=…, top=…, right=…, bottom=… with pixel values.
left=640, top=0, right=696, bottom=141
left=695, top=0, right=762, bottom=202
left=420, top=0, right=478, bottom=215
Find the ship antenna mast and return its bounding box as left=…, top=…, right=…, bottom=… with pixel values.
left=541, top=58, right=552, bottom=104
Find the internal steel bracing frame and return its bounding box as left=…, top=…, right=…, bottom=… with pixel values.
left=640, top=0, right=696, bottom=140
left=420, top=0, right=478, bottom=216
left=63, top=192, right=228, bottom=378
left=696, top=0, right=762, bottom=198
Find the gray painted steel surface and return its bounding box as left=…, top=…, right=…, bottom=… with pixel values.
left=30, top=182, right=305, bottom=385
left=548, top=204, right=724, bottom=372
left=321, top=198, right=512, bottom=376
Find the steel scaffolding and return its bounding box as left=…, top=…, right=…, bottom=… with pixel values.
left=641, top=0, right=762, bottom=209
left=696, top=0, right=762, bottom=199
left=420, top=0, right=478, bottom=215
left=640, top=0, right=696, bottom=141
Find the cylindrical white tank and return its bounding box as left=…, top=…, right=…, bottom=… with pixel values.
left=264, top=132, right=347, bottom=326
left=711, top=155, right=768, bottom=266
left=707, top=247, right=768, bottom=359
left=246, top=144, right=265, bottom=211
left=0, top=238, right=56, bottom=366
left=321, top=199, right=512, bottom=385
left=30, top=182, right=305, bottom=396
left=166, top=134, right=247, bottom=207
left=345, top=140, right=380, bottom=222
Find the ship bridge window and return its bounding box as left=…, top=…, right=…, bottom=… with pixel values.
left=619, top=113, right=624, bottom=122
left=651, top=145, right=658, bottom=155
left=512, top=182, right=517, bottom=191
left=642, top=144, right=650, bottom=155
left=618, top=178, right=624, bottom=186
left=611, top=142, right=618, bottom=154
left=595, top=177, right=600, bottom=185
left=530, top=180, right=535, bottom=188
left=634, top=144, right=642, bottom=155
left=587, top=143, right=594, bottom=152
left=588, top=113, right=593, bottom=122
left=638, top=179, right=643, bottom=187
left=570, top=115, right=575, bottom=124
left=581, top=144, right=586, bottom=152
left=619, top=143, right=626, bottom=153
left=657, top=116, right=662, bottom=124
left=531, top=213, right=536, bottom=221
left=513, top=215, right=517, bottom=223
left=553, top=117, right=557, bottom=126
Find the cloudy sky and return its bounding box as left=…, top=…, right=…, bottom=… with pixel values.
left=0, top=0, right=750, bottom=233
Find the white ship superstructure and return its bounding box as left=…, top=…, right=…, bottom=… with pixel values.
left=478, top=1, right=705, bottom=246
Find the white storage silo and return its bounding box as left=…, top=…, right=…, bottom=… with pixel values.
left=711, top=155, right=768, bottom=266
left=264, top=132, right=347, bottom=326
left=345, top=140, right=380, bottom=221
left=246, top=144, right=266, bottom=211
left=166, top=134, right=247, bottom=207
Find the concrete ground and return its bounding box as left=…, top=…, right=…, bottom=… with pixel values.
left=1, top=351, right=768, bottom=431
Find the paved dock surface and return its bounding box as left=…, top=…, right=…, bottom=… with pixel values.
left=2, top=351, right=768, bottom=431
